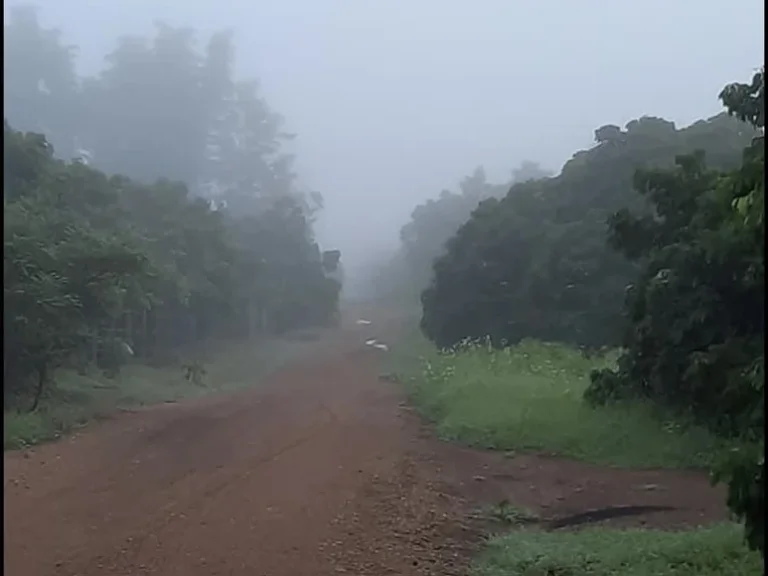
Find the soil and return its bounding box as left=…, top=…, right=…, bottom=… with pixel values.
left=4, top=312, right=729, bottom=576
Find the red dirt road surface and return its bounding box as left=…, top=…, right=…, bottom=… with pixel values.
left=4, top=315, right=729, bottom=576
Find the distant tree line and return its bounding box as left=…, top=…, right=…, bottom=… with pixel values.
left=3, top=6, right=342, bottom=408
left=370, top=161, right=553, bottom=302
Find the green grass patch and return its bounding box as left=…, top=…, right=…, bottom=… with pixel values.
left=386, top=329, right=758, bottom=574
left=472, top=524, right=762, bottom=576
left=389, top=332, right=739, bottom=469
left=4, top=334, right=324, bottom=450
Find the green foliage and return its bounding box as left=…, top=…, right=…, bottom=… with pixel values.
left=5, top=332, right=326, bottom=449
left=389, top=334, right=734, bottom=469
left=4, top=123, right=340, bottom=408
left=472, top=524, right=762, bottom=576
left=3, top=7, right=341, bottom=407
left=370, top=162, right=552, bottom=302
left=399, top=167, right=510, bottom=291
left=420, top=114, right=755, bottom=350
left=3, top=9, right=342, bottom=412
left=586, top=69, right=764, bottom=554
left=587, top=153, right=762, bottom=432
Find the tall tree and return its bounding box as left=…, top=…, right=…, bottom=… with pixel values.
left=420, top=114, right=757, bottom=350
left=587, top=68, right=764, bottom=555
left=3, top=5, right=81, bottom=159
left=203, top=79, right=300, bottom=212
left=82, top=23, right=213, bottom=187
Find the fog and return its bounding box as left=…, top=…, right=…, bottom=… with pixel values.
left=6, top=0, right=764, bottom=294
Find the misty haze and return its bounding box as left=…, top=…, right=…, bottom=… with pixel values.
left=4, top=1, right=764, bottom=575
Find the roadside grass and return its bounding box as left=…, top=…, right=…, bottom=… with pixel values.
left=388, top=332, right=740, bottom=470
left=387, top=329, right=761, bottom=575
left=4, top=331, right=324, bottom=450
left=471, top=523, right=763, bottom=576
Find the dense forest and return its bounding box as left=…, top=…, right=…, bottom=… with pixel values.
left=420, top=113, right=756, bottom=349
left=3, top=7, right=342, bottom=408
left=401, top=68, right=764, bottom=554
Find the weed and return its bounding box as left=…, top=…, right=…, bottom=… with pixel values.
left=472, top=524, right=762, bottom=575
left=483, top=500, right=539, bottom=526
left=182, top=361, right=208, bottom=386
left=390, top=332, right=740, bottom=469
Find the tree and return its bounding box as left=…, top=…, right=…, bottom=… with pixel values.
left=4, top=120, right=343, bottom=408
left=384, top=162, right=549, bottom=302
left=81, top=23, right=213, bottom=187
left=420, top=113, right=756, bottom=350
left=4, top=124, right=152, bottom=406
left=3, top=14, right=343, bottom=394
left=586, top=68, right=764, bottom=555
left=3, top=5, right=81, bottom=159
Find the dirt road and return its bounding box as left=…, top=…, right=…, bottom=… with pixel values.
left=4, top=315, right=729, bottom=575
left=4, top=317, right=472, bottom=575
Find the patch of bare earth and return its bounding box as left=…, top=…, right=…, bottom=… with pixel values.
left=4, top=317, right=729, bottom=576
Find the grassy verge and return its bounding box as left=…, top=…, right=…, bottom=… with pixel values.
left=389, top=333, right=739, bottom=469
left=387, top=329, right=761, bottom=575
left=473, top=523, right=762, bottom=576
left=4, top=330, right=324, bottom=450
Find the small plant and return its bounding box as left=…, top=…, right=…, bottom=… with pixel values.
left=182, top=361, right=207, bottom=386
left=485, top=499, right=539, bottom=526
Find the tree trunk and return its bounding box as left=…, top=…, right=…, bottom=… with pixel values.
left=144, top=307, right=153, bottom=358
left=125, top=311, right=134, bottom=351
left=90, top=330, right=99, bottom=365
left=30, top=362, right=47, bottom=412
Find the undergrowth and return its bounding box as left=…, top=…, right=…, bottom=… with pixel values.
left=390, top=333, right=740, bottom=469
left=4, top=333, right=322, bottom=450
left=471, top=524, right=762, bottom=576
left=386, top=330, right=760, bottom=574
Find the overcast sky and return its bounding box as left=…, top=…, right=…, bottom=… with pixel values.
left=13, top=0, right=765, bottom=279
